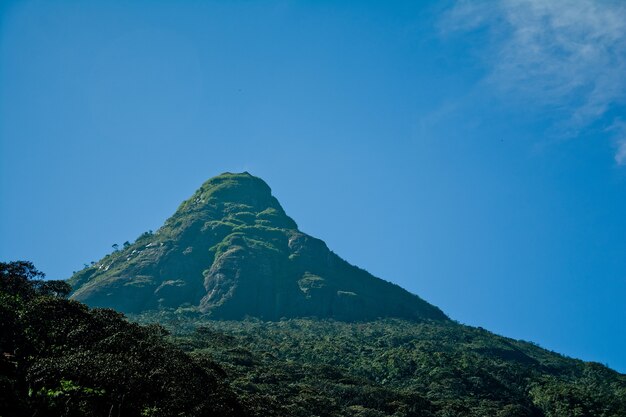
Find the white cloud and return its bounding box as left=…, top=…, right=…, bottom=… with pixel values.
left=444, top=0, right=626, bottom=162
left=608, top=120, right=626, bottom=165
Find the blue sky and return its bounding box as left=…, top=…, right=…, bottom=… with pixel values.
left=1, top=0, right=625, bottom=372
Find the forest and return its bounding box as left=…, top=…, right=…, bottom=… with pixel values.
left=0, top=261, right=242, bottom=417
left=2, top=260, right=626, bottom=417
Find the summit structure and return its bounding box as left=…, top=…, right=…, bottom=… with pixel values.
left=69, top=172, right=446, bottom=321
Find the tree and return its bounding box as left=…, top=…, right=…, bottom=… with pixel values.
left=35, top=280, right=72, bottom=298
left=0, top=261, right=44, bottom=299
left=0, top=260, right=246, bottom=417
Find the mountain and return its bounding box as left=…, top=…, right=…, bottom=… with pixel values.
left=69, top=172, right=446, bottom=321
left=36, top=173, right=626, bottom=416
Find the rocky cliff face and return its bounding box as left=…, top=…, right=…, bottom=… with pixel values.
left=69, top=172, right=447, bottom=321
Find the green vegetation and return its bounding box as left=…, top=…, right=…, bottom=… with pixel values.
left=135, top=312, right=626, bottom=417
left=69, top=172, right=445, bottom=321
left=3, top=261, right=626, bottom=416
left=0, top=261, right=243, bottom=417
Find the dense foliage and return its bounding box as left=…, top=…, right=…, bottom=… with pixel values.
left=4, top=260, right=626, bottom=416
left=135, top=311, right=626, bottom=417
left=0, top=261, right=243, bottom=417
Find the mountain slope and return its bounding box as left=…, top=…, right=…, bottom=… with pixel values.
left=171, top=314, right=626, bottom=417
left=136, top=314, right=626, bottom=417
left=69, top=172, right=446, bottom=321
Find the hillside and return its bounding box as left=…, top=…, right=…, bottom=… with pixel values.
left=69, top=172, right=445, bottom=321
left=135, top=312, right=626, bottom=417
left=3, top=261, right=626, bottom=417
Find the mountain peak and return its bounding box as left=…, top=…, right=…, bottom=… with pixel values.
left=69, top=173, right=446, bottom=322
left=200, top=171, right=269, bottom=195
left=171, top=172, right=297, bottom=231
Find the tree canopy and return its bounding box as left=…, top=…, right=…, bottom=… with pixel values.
left=0, top=261, right=244, bottom=417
